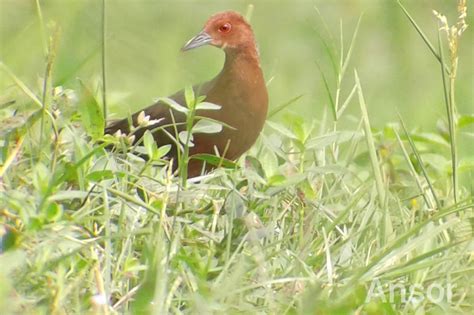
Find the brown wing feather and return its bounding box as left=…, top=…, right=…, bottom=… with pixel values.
left=104, top=81, right=215, bottom=162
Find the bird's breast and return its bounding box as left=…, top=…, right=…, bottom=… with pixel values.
left=193, top=78, right=267, bottom=159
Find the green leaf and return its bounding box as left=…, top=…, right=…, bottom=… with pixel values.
left=192, top=119, right=223, bottom=134
left=244, top=156, right=265, bottom=177
left=86, top=170, right=114, bottom=182
left=158, top=97, right=189, bottom=114
left=267, top=174, right=286, bottom=186
left=190, top=153, right=237, bottom=169
left=33, top=162, right=50, bottom=195
left=184, top=85, right=195, bottom=108
left=260, top=149, right=278, bottom=177
left=156, top=144, right=171, bottom=159
left=267, top=94, right=303, bottom=118
left=78, top=81, right=104, bottom=139
left=195, top=102, right=221, bottom=111
left=194, top=115, right=236, bottom=130
left=458, top=115, right=474, bottom=129
left=0, top=226, right=20, bottom=252
left=45, top=202, right=63, bottom=222
left=143, top=130, right=157, bottom=159
left=178, top=131, right=194, bottom=147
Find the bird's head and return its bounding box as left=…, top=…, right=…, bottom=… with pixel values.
left=182, top=11, right=255, bottom=52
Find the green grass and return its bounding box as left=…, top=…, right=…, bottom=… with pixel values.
left=1, top=1, right=473, bottom=314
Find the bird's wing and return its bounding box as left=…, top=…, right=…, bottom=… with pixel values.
left=104, top=80, right=215, bottom=147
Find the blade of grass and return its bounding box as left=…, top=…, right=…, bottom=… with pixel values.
left=315, top=60, right=336, bottom=120
left=267, top=94, right=303, bottom=118
left=397, top=2, right=440, bottom=63
left=437, top=26, right=458, bottom=203
left=0, top=134, right=25, bottom=177
left=394, top=129, right=435, bottom=209
left=39, top=24, right=59, bottom=155
left=398, top=114, right=441, bottom=209
left=340, top=15, right=362, bottom=80
left=337, top=83, right=357, bottom=119
left=397, top=0, right=451, bottom=75
left=313, top=6, right=338, bottom=75
left=355, top=70, right=385, bottom=205
left=105, top=186, right=160, bottom=216
left=0, top=62, right=42, bottom=107
left=35, top=0, right=47, bottom=55
left=340, top=203, right=468, bottom=301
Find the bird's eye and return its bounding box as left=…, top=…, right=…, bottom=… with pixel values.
left=218, top=23, right=232, bottom=33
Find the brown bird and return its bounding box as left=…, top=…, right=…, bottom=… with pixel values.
left=105, top=11, right=268, bottom=177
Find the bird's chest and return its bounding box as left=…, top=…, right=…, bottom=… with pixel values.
left=203, top=80, right=257, bottom=123
left=194, top=84, right=265, bottom=158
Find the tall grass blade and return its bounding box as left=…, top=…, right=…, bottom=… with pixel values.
left=355, top=70, right=385, bottom=205
left=398, top=114, right=441, bottom=209
left=267, top=95, right=303, bottom=118
left=394, top=129, right=435, bottom=209
left=397, top=1, right=441, bottom=64
left=0, top=62, right=42, bottom=107
left=437, top=28, right=458, bottom=203
left=39, top=24, right=59, bottom=154
left=316, top=60, right=336, bottom=120
left=340, top=15, right=362, bottom=78
left=313, top=6, right=338, bottom=75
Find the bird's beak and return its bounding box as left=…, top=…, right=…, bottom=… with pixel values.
left=181, top=31, right=212, bottom=51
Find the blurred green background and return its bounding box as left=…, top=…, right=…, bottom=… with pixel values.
left=1, top=0, right=472, bottom=129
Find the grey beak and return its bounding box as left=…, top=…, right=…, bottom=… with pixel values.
left=181, top=31, right=212, bottom=51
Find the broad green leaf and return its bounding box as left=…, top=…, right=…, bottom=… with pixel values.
left=33, top=162, right=50, bottom=195
left=245, top=156, right=265, bottom=178
left=194, top=115, right=236, bottom=130
left=178, top=130, right=194, bottom=147
left=156, top=144, right=171, bottom=159
left=192, top=119, right=223, bottom=134
left=260, top=149, right=278, bottom=177
left=45, top=202, right=63, bottom=222
left=86, top=170, right=114, bottom=182
left=184, top=85, right=195, bottom=108
left=458, top=115, right=474, bottom=129
left=195, top=102, right=221, bottom=111
left=143, top=130, right=157, bottom=159
left=267, top=174, right=286, bottom=186
left=158, top=97, right=189, bottom=114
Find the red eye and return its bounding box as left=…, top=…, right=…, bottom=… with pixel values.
left=218, top=23, right=232, bottom=33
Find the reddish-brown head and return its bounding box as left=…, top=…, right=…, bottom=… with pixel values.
left=182, top=11, right=255, bottom=52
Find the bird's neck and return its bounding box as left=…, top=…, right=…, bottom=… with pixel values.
left=221, top=46, right=263, bottom=79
